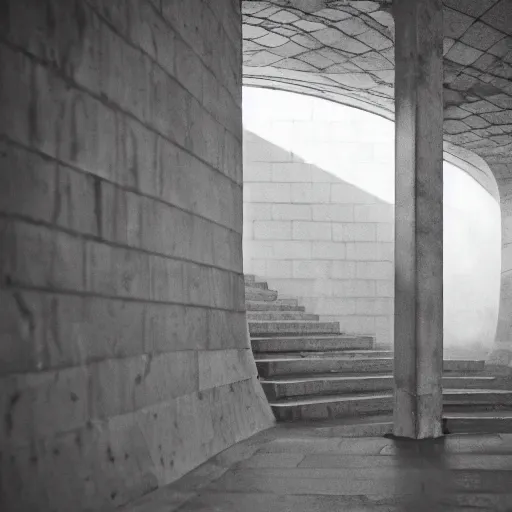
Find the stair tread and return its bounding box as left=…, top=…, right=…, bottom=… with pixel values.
left=256, top=355, right=394, bottom=362
left=446, top=388, right=512, bottom=394
left=247, top=313, right=319, bottom=319
left=270, top=389, right=512, bottom=407
left=249, top=320, right=339, bottom=324
left=275, top=415, right=393, bottom=428
left=444, top=411, right=512, bottom=418
left=255, top=350, right=392, bottom=359
left=246, top=298, right=298, bottom=303
left=270, top=391, right=392, bottom=406
left=246, top=300, right=299, bottom=304
left=246, top=303, right=305, bottom=311
left=262, top=373, right=497, bottom=384
left=251, top=335, right=374, bottom=340
left=256, top=355, right=483, bottom=362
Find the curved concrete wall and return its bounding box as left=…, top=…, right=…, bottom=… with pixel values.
left=0, top=2, right=272, bottom=511
left=243, top=87, right=501, bottom=352
left=491, top=164, right=512, bottom=364
left=444, top=166, right=501, bottom=352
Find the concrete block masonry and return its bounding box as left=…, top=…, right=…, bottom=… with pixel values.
left=0, top=1, right=273, bottom=510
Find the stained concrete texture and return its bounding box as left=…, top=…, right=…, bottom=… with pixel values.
left=393, top=0, right=444, bottom=439
left=120, top=426, right=512, bottom=512
left=0, top=0, right=274, bottom=509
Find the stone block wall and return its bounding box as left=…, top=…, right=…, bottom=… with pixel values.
left=243, top=132, right=395, bottom=345
left=0, top=1, right=273, bottom=510
left=242, top=88, right=501, bottom=351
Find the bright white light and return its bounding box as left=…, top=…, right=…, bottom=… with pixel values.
left=243, top=87, right=501, bottom=352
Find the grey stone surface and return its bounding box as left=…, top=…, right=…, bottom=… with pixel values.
left=119, top=428, right=512, bottom=511
left=249, top=320, right=341, bottom=337
left=252, top=335, right=374, bottom=352
left=257, top=357, right=484, bottom=378
left=246, top=311, right=320, bottom=321
left=245, top=287, right=279, bottom=301
left=270, top=389, right=512, bottom=421
left=0, top=1, right=273, bottom=510
left=264, top=374, right=501, bottom=399
left=393, top=0, right=444, bottom=440
left=247, top=302, right=306, bottom=311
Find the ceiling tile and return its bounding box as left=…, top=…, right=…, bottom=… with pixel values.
left=443, top=0, right=498, bottom=18
left=460, top=21, right=506, bottom=51
left=443, top=7, right=475, bottom=39
left=481, top=0, right=512, bottom=36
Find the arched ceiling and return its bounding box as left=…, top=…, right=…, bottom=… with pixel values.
left=241, top=0, right=512, bottom=201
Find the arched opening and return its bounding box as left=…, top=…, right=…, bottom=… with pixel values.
left=243, top=86, right=501, bottom=356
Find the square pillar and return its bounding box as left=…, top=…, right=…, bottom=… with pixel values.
left=393, top=0, right=444, bottom=439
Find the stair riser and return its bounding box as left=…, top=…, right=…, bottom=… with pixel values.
left=444, top=394, right=512, bottom=405
left=263, top=377, right=392, bottom=399
left=245, top=289, right=278, bottom=302
left=255, top=351, right=392, bottom=359
left=274, top=402, right=512, bottom=423
left=264, top=377, right=501, bottom=399
left=298, top=417, right=512, bottom=436
left=273, top=398, right=393, bottom=421
left=257, top=359, right=485, bottom=377
left=246, top=303, right=305, bottom=312
left=444, top=403, right=512, bottom=413
left=251, top=338, right=374, bottom=352
left=445, top=418, right=512, bottom=434
left=247, top=312, right=319, bottom=321
left=257, top=359, right=392, bottom=377
left=442, top=377, right=498, bottom=389
left=249, top=322, right=340, bottom=337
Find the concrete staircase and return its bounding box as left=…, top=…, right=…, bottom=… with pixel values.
left=245, top=274, right=512, bottom=435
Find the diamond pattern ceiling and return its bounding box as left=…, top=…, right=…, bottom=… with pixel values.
left=242, top=0, right=512, bottom=199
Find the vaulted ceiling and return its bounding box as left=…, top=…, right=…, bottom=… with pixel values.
left=242, top=0, right=512, bottom=201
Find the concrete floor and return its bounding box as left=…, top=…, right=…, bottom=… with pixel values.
left=121, top=425, right=512, bottom=512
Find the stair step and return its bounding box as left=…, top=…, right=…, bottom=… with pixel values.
left=245, top=287, right=278, bottom=302
left=443, top=375, right=498, bottom=388
left=272, top=416, right=395, bottom=438
left=282, top=413, right=512, bottom=436
left=249, top=321, right=340, bottom=337
left=444, top=388, right=512, bottom=403
left=277, top=412, right=512, bottom=436
left=250, top=297, right=299, bottom=307
left=270, top=390, right=512, bottom=422
left=444, top=410, right=512, bottom=434
left=255, top=350, right=393, bottom=360
left=246, top=311, right=319, bottom=321
left=246, top=302, right=305, bottom=312
left=262, top=374, right=499, bottom=399
left=256, top=357, right=485, bottom=377
left=263, top=373, right=394, bottom=399
left=251, top=335, right=374, bottom=352
left=271, top=392, right=392, bottom=421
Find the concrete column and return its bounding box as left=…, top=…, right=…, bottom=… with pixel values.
left=393, top=0, right=444, bottom=439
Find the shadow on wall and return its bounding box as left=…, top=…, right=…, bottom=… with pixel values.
left=243, top=130, right=500, bottom=353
